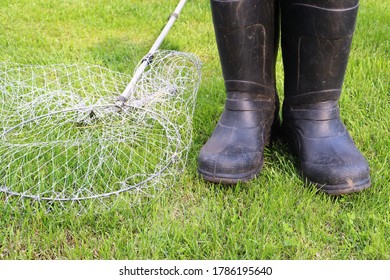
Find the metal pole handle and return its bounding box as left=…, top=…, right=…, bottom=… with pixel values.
left=118, top=0, right=188, bottom=104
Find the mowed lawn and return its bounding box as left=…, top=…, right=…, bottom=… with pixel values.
left=0, top=0, right=388, bottom=259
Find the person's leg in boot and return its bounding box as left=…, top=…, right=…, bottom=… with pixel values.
left=198, top=0, right=279, bottom=184
left=280, top=0, right=371, bottom=194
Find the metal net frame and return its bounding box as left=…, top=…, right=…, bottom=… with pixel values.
left=0, top=50, right=201, bottom=211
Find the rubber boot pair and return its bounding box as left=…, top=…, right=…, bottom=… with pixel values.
left=198, top=0, right=371, bottom=194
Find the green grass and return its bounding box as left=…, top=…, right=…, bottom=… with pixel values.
left=0, top=0, right=389, bottom=259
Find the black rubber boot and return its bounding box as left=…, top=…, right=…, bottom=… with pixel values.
left=198, top=0, right=279, bottom=184
left=280, top=0, right=371, bottom=194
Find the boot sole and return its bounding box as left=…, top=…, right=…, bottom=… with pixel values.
left=311, top=177, right=371, bottom=195
left=198, top=164, right=263, bottom=185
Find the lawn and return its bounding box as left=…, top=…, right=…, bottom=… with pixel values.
left=0, top=0, right=389, bottom=259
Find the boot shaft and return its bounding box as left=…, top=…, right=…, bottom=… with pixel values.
left=280, top=0, right=359, bottom=104
left=211, top=0, right=279, bottom=92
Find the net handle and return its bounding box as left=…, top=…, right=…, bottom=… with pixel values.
left=117, top=0, right=188, bottom=104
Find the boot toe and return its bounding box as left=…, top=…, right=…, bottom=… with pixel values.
left=302, top=158, right=371, bottom=195
left=198, top=145, right=263, bottom=184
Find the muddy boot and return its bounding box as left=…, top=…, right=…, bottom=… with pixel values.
left=280, top=0, right=371, bottom=194
left=198, top=0, right=280, bottom=184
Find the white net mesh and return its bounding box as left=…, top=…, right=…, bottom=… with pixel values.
left=0, top=50, right=201, bottom=211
